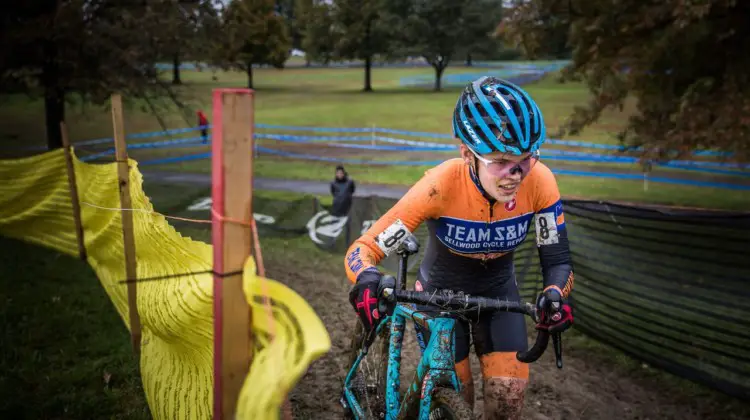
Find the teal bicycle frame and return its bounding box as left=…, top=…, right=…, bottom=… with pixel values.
left=343, top=301, right=463, bottom=420
left=341, top=233, right=559, bottom=419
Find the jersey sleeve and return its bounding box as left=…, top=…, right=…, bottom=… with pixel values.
left=532, top=164, right=574, bottom=298
left=344, top=169, right=445, bottom=283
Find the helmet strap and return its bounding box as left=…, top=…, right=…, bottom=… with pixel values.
left=468, top=155, right=495, bottom=203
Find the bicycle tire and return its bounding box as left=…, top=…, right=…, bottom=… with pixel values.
left=428, top=388, right=475, bottom=420
left=342, top=320, right=392, bottom=419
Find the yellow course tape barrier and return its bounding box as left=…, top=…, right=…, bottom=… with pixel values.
left=0, top=148, right=331, bottom=419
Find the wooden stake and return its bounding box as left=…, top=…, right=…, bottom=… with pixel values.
left=211, top=88, right=255, bottom=420
left=111, top=93, right=142, bottom=356
left=60, top=122, right=87, bottom=261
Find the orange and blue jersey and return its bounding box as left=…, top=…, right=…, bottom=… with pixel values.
left=344, top=158, right=574, bottom=298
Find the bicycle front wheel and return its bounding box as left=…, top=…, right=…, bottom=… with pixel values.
left=342, top=320, right=392, bottom=419
left=428, top=388, right=475, bottom=420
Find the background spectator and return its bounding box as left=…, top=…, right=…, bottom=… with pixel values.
left=196, top=109, right=209, bottom=143
left=330, top=165, right=356, bottom=217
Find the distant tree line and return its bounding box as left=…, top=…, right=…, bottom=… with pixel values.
left=0, top=0, right=522, bottom=150
left=4, top=0, right=747, bottom=162
left=501, top=0, right=750, bottom=162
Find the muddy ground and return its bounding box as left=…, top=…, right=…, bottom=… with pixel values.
left=264, top=256, right=750, bottom=420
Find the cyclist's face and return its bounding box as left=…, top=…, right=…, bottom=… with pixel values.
left=461, top=145, right=536, bottom=203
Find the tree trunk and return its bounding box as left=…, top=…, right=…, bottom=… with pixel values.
left=172, top=53, right=182, bottom=85
left=247, top=64, right=254, bottom=89
left=363, top=55, right=373, bottom=92
left=44, top=86, right=65, bottom=151
left=434, top=64, right=445, bottom=91
left=466, top=53, right=473, bottom=67
left=43, top=39, right=65, bottom=150
left=363, top=16, right=373, bottom=92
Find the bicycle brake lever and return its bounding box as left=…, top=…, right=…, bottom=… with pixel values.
left=552, top=332, right=563, bottom=369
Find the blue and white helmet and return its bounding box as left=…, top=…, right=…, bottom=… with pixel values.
left=453, top=76, right=546, bottom=156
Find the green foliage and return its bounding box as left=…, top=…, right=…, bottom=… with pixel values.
left=276, top=0, right=303, bottom=49
left=218, top=0, right=291, bottom=88
left=149, top=1, right=222, bottom=84
left=296, top=0, right=337, bottom=65
left=330, top=0, right=393, bottom=91
left=0, top=0, right=220, bottom=149
left=459, top=0, right=505, bottom=64
left=502, top=0, right=750, bottom=161
left=384, top=0, right=499, bottom=90
left=331, top=0, right=390, bottom=60
left=499, top=0, right=572, bottom=59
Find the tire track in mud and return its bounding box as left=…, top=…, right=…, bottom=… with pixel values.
left=267, top=258, right=750, bottom=420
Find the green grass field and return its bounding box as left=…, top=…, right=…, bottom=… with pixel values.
left=0, top=236, right=150, bottom=419
left=0, top=65, right=625, bottom=147
left=3, top=63, right=748, bottom=211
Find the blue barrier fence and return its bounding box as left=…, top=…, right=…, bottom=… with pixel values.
left=133, top=145, right=750, bottom=191
left=73, top=122, right=750, bottom=189
left=77, top=126, right=749, bottom=171
left=74, top=123, right=736, bottom=157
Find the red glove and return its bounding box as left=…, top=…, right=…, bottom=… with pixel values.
left=536, top=287, right=573, bottom=333
left=348, top=269, right=383, bottom=332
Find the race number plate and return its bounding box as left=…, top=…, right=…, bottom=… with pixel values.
left=535, top=212, right=559, bottom=246
left=375, top=219, right=410, bottom=256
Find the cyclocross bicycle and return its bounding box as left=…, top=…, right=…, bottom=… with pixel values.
left=340, top=234, right=563, bottom=420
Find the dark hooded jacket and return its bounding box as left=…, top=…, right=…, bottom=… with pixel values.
left=330, top=166, right=356, bottom=217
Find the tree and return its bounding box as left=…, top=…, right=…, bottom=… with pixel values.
left=385, top=0, right=495, bottom=91
left=219, top=0, right=291, bottom=89
left=331, top=0, right=392, bottom=92
left=497, top=0, right=571, bottom=60
left=296, top=0, right=337, bottom=66
left=501, top=0, right=750, bottom=161
left=148, top=0, right=222, bottom=85
left=461, top=0, right=505, bottom=66
left=0, top=0, right=202, bottom=150
left=276, top=0, right=303, bottom=50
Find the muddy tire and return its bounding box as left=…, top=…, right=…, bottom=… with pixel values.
left=428, top=388, right=475, bottom=420
left=344, top=320, right=391, bottom=371
left=342, top=320, right=392, bottom=418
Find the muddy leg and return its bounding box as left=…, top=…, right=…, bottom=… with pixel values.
left=480, top=352, right=529, bottom=420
